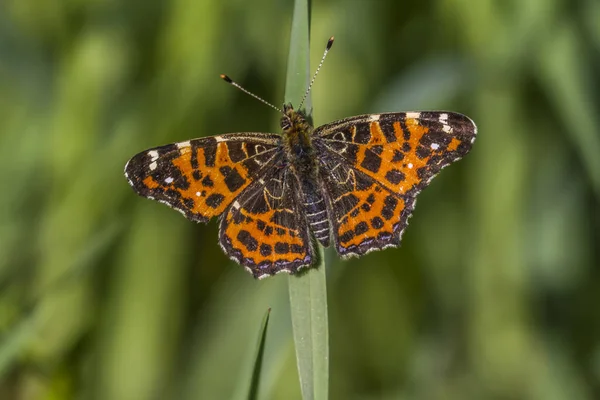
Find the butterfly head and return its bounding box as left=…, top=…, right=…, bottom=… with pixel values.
left=281, top=103, right=311, bottom=133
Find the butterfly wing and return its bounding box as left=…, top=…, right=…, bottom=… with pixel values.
left=315, top=154, right=413, bottom=256
left=219, top=164, right=313, bottom=279
left=314, top=111, right=476, bottom=256
left=124, top=133, right=281, bottom=222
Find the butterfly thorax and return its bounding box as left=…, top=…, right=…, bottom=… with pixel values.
left=280, top=104, right=317, bottom=177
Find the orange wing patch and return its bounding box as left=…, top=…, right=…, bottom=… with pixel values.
left=355, top=118, right=433, bottom=194
left=124, top=134, right=280, bottom=222
left=218, top=169, right=313, bottom=278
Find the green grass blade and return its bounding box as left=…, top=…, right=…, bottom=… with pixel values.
left=284, top=3, right=329, bottom=397
left=288, top=247, right=329, bottom=400
left=285, top=0, right=312, bottom=113
left=245, top=308, right=271, bottom=400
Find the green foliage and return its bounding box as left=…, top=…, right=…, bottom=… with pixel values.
left=0, top=0, right=599, bottom=399
left=239, top=308, right=271, bottom=400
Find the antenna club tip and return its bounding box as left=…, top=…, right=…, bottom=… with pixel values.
left=327, top=36, right=335, bottom=49
left=220, top=74, right=232, bottom=83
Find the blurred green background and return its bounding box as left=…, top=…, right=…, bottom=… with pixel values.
left=1, top=0, right=599, bottom=399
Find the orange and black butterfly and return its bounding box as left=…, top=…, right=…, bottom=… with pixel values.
left=124, top=38, right=477, bottom=279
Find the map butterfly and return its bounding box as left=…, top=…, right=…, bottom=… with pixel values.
left=124, top=38, right=477, bottom=279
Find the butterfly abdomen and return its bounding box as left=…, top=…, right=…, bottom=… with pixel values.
left=298, top=178, right=331, bottom=246
left=288, top=142, right=331, bottom=247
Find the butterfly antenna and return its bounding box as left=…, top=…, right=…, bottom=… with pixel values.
left=298, top=36, right=334, bottom=110
left=220, top=74, right=283, bottom=114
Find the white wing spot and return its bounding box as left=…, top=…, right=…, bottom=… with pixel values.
left=149, top=161, right=157, bottom=171
left=430, top=143, right=440, bottom=150
left=177, top=141, right=191, bottom=149
left=408, top=163, right=414, bottom=169
left=215, top=136, right=225, bottom=143
left=148, top=150, right=159, bottom=161
left=406, top=112, right=420, bottom=119
left=164, top=177, right=174, bottom=184
left=439, top=113, right=449, bottom=123
left=195, top=191, right=201, bottom=197
left=368, top=114, right=380, bottom=122
left=442, top=125, right=453, bottom=133
left=232, top=201, right=241, bottom=209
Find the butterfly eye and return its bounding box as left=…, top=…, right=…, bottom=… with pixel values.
left=280, top=118, right=292, bottom=130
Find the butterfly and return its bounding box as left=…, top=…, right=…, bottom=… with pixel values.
left=124, top=38, right=477, bottom=279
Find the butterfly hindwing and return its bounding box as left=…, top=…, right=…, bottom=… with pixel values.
left=219, top=165, right=313, bottom=278
left=315, top=152, right=412, bottom=256
left=124, top=133, right=281, bottom=222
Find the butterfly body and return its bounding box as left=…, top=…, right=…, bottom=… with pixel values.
left=125, top=107, right=476, bottom=279
left=279, top=104, right=331, bottom=247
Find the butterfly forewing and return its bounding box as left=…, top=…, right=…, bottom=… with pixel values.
left=315, top=112, right=476, bottom=196
left=124, top=133, right=281, bottom=222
